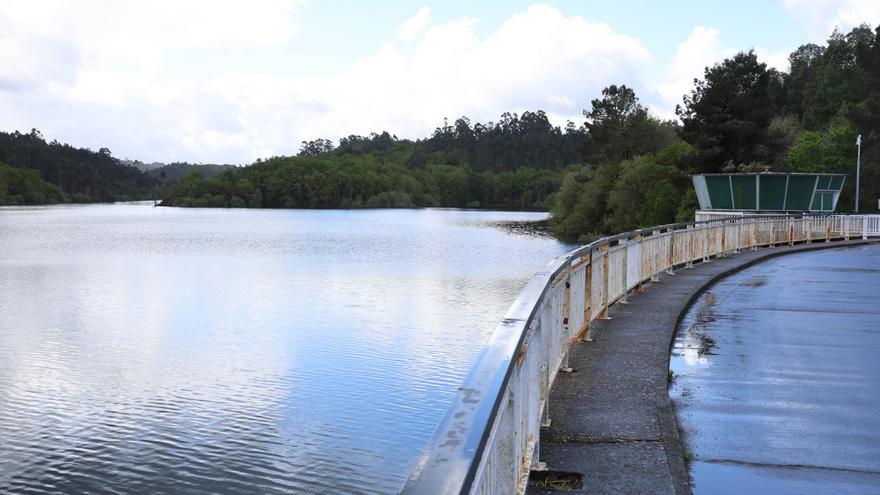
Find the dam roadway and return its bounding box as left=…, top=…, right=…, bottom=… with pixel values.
left=527, top=240, right=880, bottom=495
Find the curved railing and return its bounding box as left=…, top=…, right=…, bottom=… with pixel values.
left=400, top=213, right=880, bottom=495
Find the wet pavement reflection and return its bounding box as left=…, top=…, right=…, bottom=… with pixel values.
left=671, top=244, right=880, bottom=494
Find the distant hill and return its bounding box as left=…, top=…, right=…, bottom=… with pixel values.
left=148, top=163, right=236, bottom=183
left=122, top=160, right=237, bottom=177
left=148, top=162, right=237, bottom=196
left=0, top=131, right=238, bottom=204
left=122, top=160, right=167, bottom=172
left=0, top=129, right=156, bottom=202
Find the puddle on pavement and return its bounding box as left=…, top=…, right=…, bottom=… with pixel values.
left=670, top=291, right=719, bottom=374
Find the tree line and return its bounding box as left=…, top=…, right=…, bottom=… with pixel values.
left=0, top=129, right=155, bottom=203
left=0, top=130, right=234, bottom=205
left=162, top=141, right=564, bottom=210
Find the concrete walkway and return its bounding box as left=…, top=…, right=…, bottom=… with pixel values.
left=527, top=239, right=880, bottom=495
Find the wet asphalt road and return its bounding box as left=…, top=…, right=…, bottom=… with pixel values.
left=671, top=244, right=880, bottom=494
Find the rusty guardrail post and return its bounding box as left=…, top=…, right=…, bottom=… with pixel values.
left=581, top=255, right=592, bottom=342
left=560, top=273, right=573, bottom=373
left=685, top=226, right=693, bottom=268
left=733, top=220, right=742, bottom=254
left=619, top=237, right=629, bottom=303
left=702, top=224, right=711, bottom=262
left=634, top=234, right=646, bottom=289
left=651, top=230, right=661, bottom=281
left=751, top=221, right=758, bottom=250
left=666, top=227, right=675, bottom=275
left=598, top=243, right=610, bottom=320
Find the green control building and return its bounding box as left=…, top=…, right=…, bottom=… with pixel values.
left=692, top=173, right=846, bottom=213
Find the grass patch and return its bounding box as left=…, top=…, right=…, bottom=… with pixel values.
left=682, top=448, right=696, bottom=462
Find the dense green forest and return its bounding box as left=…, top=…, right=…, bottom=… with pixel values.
left=554, top=24, right=880, bottom=241
left=162, top=24, right=880, bottom=242
left=0, top=130, right=236, bottom=205
left=163, top=129, right=568, bottom=210
left=0, top=163, right=67, bottom=205
left=0, top=129, right=156, bottom=204
left=162, top=110, right=580, bottom=210
left=147, top=163, right=236, bottom=197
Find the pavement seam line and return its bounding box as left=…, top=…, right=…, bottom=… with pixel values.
left=696, top=458, right=880, bottom=476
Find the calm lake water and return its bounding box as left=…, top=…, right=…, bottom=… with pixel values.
left=670, top=245, right=880, bottom=494
left=0, top=203, right=570, bottom=494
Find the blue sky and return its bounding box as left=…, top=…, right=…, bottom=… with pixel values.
left=0, top=1, right=878, bottom=164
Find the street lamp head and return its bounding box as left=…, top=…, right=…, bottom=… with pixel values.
left=856, top=134, right=862, bottom=146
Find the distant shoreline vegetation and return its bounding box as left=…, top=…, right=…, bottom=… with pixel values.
left=159, top=117, right=576, bottom=211
left=0, top=163, right=68, bottom=205
left=2, top=24, right=879, bottom=244
left=0, top=129, right=234, bottom=206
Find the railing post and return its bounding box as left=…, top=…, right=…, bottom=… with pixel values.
left=686, top=226, right=694, bottom=268
left=532, top=438, right=544, bottom=473
left=703, top=225, right=711, bottom=262
left=542, top=380, right=551, bottom=428
left=789, top=222, right=794, bottom=246
left=619, top=237, right=629, bottom=303
left=634, top=235, right=646, bottom=288
left=666, top=227, right=675, bottom=275
left=651, top=230, right=661, bottom=281
left=560, top=276, right=573, bottom=373
left=598, top=243, right=610, bottom=320
left=826, top=219, right=831, bottom=243
left=581, top=260, right=592, bottom=342
left=752, top=221, right=758, bottom=251
left=733, top=221, right=742, bottom=254
left=864, top=216, right=869, bottom=240
left=806, top=218, right=812, bottom=244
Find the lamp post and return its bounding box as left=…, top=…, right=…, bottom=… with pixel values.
left=855, top=134, right=861, bottom=213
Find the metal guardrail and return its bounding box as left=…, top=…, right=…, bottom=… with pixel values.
left=693, top=210, right=793, bottom=221
left=400, top=214, right=880, bottom=495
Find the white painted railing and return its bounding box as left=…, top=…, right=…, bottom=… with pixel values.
left=400, top=214, right=880, bottom=495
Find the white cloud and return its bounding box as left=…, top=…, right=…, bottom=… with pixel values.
left=783, top=0, right=880, bottom=38
left=653, top=27, right=794, bottom=119
left=398, top=7, right=432, bottom=42
left=756, top=48, right=792, bottom=72
left=0, top=2, right=652, bottom=163
left=655, top=27, right=735, bottom=117
left=292, top=4, right=651, bottom=148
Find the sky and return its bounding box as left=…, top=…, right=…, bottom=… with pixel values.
left=1, top=0, right=879, bottom=164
